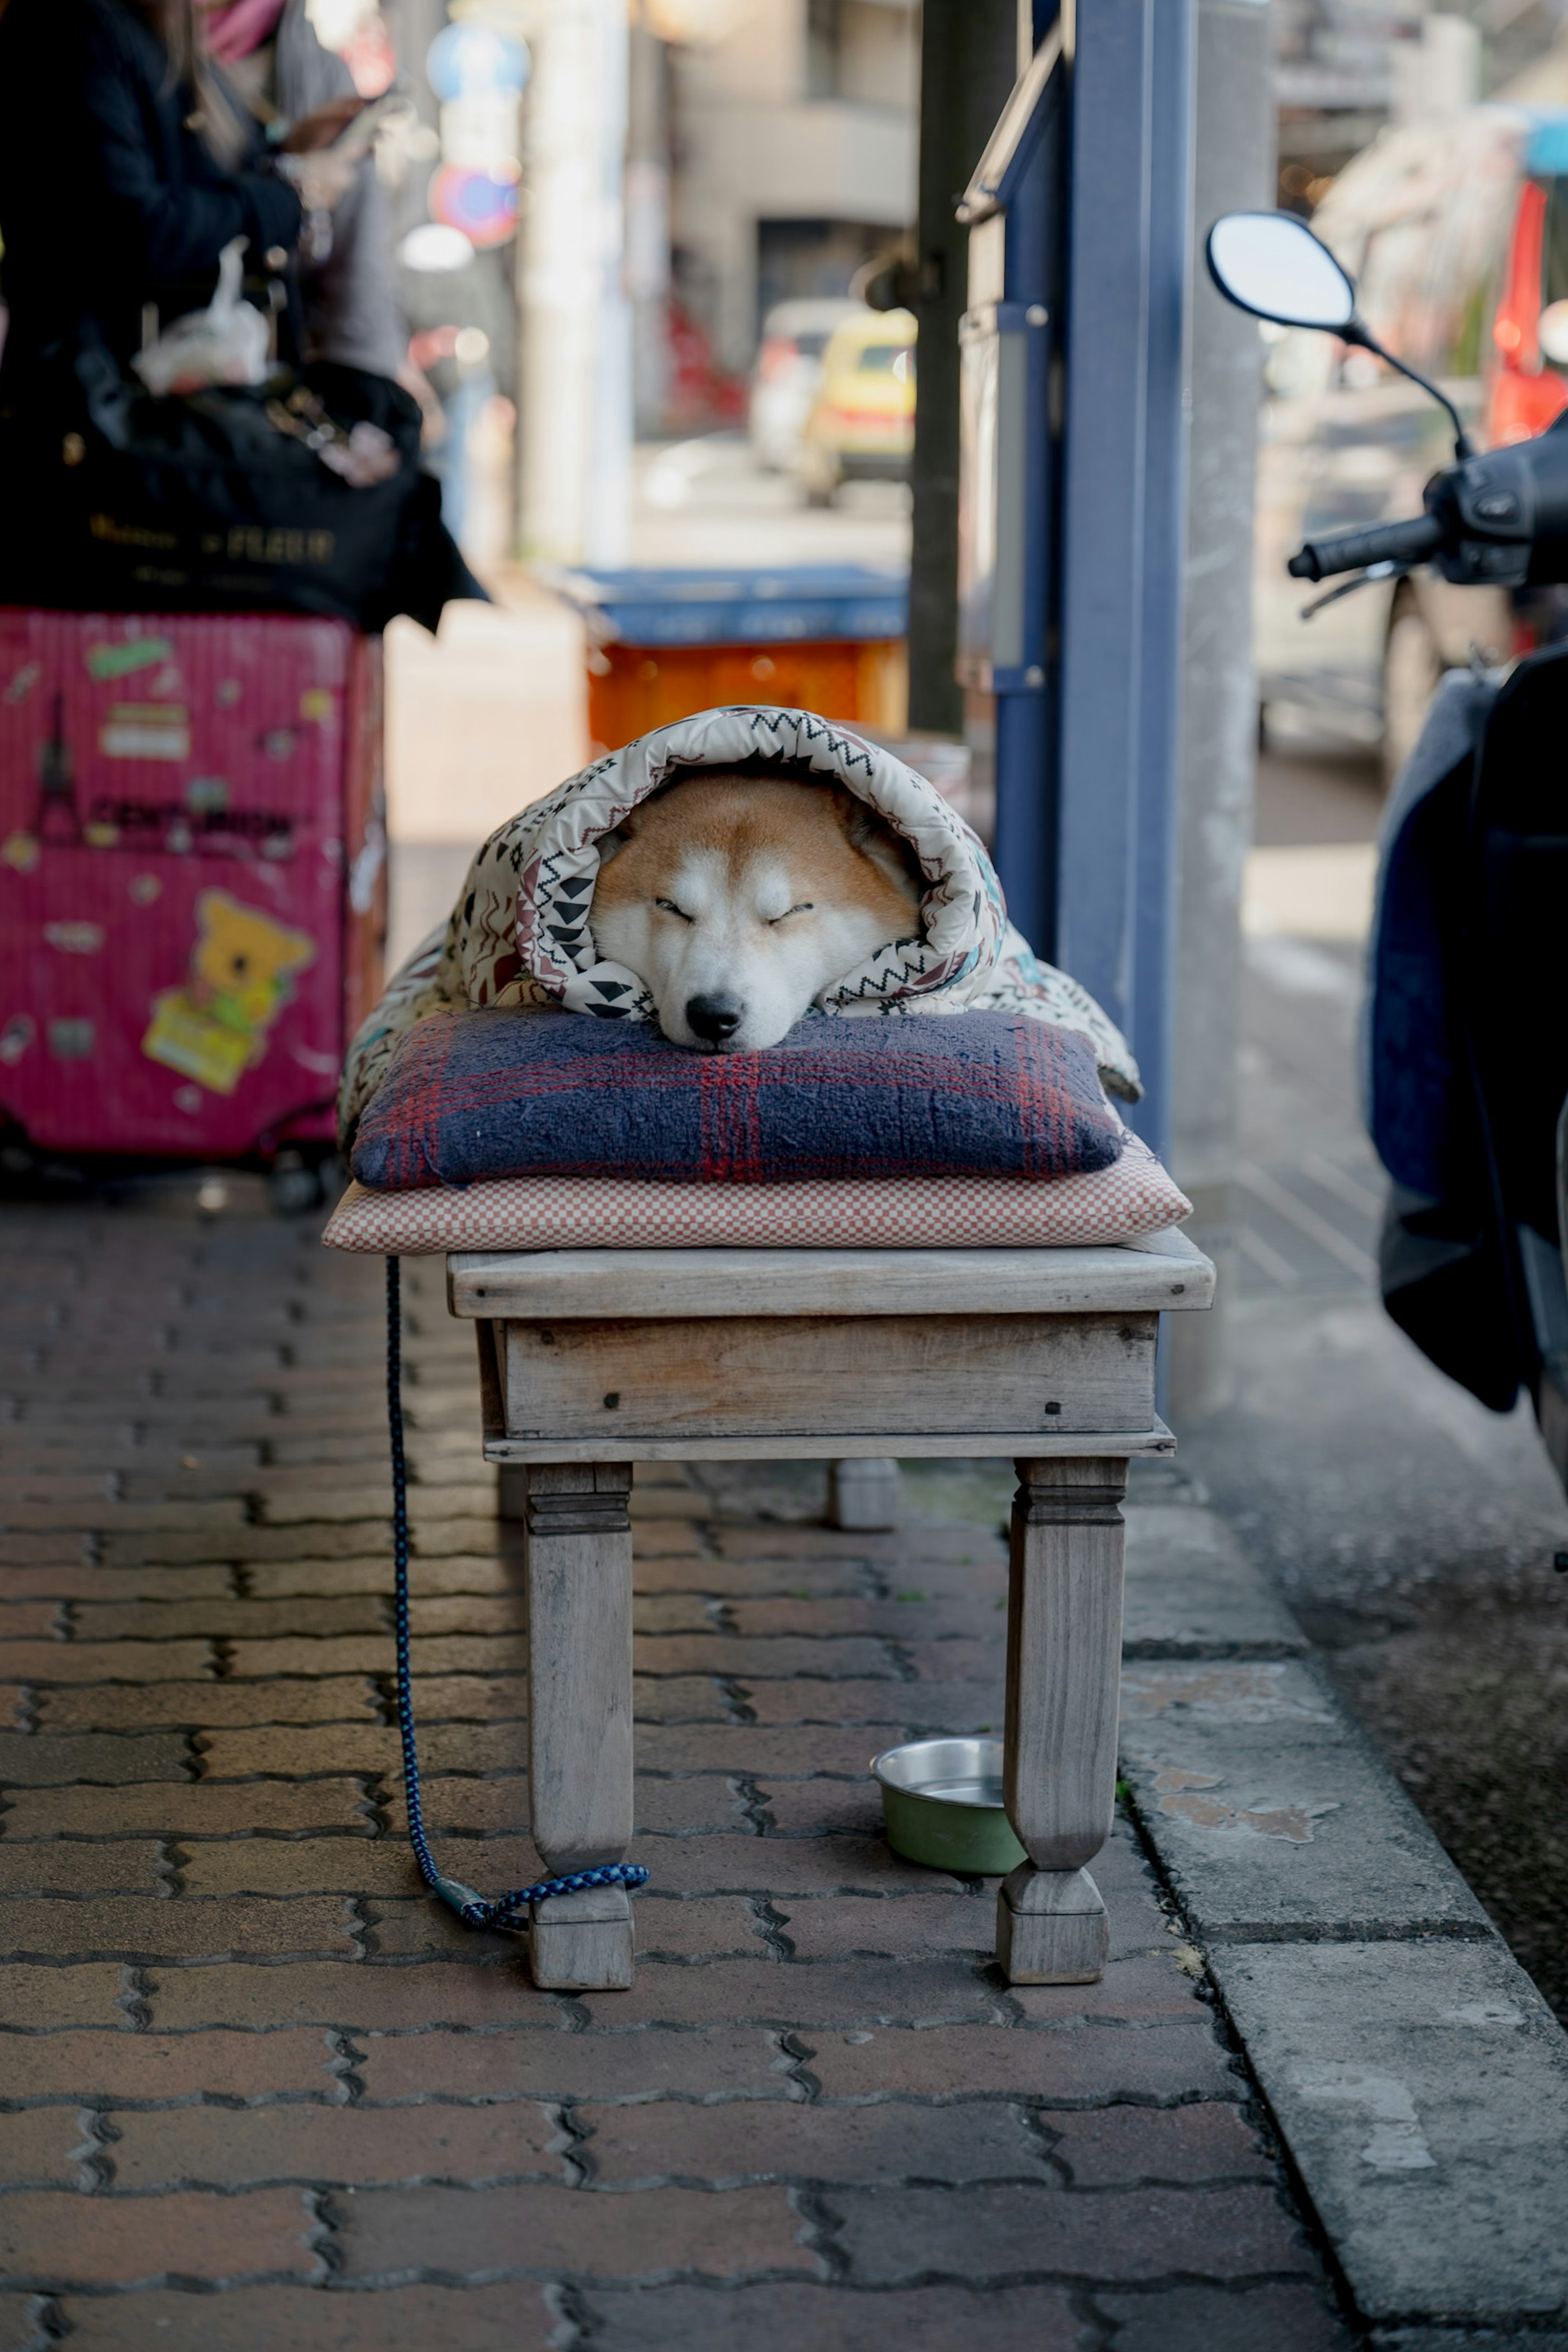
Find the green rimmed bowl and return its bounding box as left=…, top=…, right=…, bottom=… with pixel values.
left=871, top=1737, right=1027, bottom=1875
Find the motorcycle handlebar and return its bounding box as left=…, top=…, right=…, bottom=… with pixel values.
left=1287, top=513, right=1446, bottom=582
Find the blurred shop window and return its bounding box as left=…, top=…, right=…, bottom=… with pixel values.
left=806, top=0, right=916, bottom=108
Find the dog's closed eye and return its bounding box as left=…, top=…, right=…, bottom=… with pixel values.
left=769, top=902, right=813, bottom=923
left=655, top=897, right=693, bottom=922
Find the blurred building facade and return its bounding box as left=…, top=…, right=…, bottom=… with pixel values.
left=661, top=0, right=918, bottom=404
left=1274, top=0, right=1568, bottom=201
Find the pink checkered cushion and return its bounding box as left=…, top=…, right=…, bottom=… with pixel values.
left=323, top=1129, right=1190, bottom=1254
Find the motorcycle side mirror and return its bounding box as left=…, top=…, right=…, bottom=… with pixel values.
left=1205, top=208, right=1473, bottom=461
left=1205, top=211, right=1355, bottom=331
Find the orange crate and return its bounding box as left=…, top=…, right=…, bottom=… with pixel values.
left=588, top=635, right=907, bottom=756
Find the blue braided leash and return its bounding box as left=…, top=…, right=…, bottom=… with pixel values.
left=385, top=1255, right=649, bottom=1931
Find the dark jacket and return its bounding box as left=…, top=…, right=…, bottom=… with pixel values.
left=0, top=0, right=301, bottom=390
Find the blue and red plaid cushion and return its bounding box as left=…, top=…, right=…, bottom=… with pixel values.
left=350, top=1008, right=1125, bottom=1191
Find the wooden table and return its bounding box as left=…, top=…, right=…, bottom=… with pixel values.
left=446, top=1231, right=1214, bottom=1993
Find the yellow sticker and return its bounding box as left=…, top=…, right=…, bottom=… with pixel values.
left=299, top=687, right=332, bottom=722
left=142, top=891, right=317, bottom=1096
left=1, top=832, right=39, bottom=874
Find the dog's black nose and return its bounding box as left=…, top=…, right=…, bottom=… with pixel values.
left=686, top=994, right=744, bottom=1043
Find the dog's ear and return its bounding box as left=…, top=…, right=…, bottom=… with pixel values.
left=829, top=788, right=923, bottom=899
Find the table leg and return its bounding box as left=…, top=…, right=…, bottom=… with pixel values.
left=997, top=1455, right=1127, bottom=1984
left=522, top=1461, right=636, bottom=1990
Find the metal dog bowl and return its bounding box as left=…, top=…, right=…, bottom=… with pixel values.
left=871, top=1737, right=1027, bottom=1874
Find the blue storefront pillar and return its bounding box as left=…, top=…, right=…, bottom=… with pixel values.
left=1052, top=0, right=1196, bottom=1159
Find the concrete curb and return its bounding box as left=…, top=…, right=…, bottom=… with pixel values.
left=1121, top=1494, right=1568, bottom=2337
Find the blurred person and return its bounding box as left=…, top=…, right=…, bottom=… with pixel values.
left=398, top=223, right=512, bottom=550
left=0, top=0, right=314, bottom=397
left=0, top=0, right=479, bottom=624
left=199, top=0, right=407, bottom=386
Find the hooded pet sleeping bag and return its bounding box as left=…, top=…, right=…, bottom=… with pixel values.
left=339, top=706, right=1140, bottom=1146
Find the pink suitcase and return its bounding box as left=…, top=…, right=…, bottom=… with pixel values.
left=0, top=609, right=384, bottom=1165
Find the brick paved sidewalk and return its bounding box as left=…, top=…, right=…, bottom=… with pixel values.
left=0, top=1190, right=1351, bottom=2349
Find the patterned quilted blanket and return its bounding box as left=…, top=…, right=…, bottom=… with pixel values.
left=338, top=704, right=1141, bottom=1145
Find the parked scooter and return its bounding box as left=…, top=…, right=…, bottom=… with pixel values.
left=1208, top=210, right=1568, bottom=1497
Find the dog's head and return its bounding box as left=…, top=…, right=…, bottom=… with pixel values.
left=588, top=771, right=923, bottom=1052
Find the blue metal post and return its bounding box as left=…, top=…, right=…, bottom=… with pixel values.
left=1053, top=0, right=1196, bottom=1159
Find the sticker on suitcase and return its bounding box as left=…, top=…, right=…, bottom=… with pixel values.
left=142, top=891, right=317, bottom=1096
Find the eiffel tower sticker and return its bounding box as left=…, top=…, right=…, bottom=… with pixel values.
left=35, top=693, right=82, bottom=847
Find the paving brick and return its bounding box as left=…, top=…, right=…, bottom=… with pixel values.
left=145, top=1961, right=549, bottom=2033
left=632, top=1677, right=732, bottom=1723
left=714, top=1527, right=1004, bottom=1565
left=73, top=1598, right=387, bottom=1642
left=375, top=1777, right=761, bottom=1839
left=643, top=1837, right=963, bottom=1898
left=0, top=1603, right=73, bottom=1637
left=396, top=1675, right=528, bottom=1722
left=760, top=1782, right=889, bottom=1837
left=0, top=1500, right=247, bottom=1532
left=225, top=1637, right=526, bottom=1679
left=197, top=1723, right=523, bottom=1780
left=581, top=2099, right=1048, bottom=2185
left=731, top=1598, right=1004, bottom=1641
left=0, top=1643, right=215, bottom=1683
left=0, top=2109, right=92, bottom=2184
left=336, top=2182, right=811, bottom=2283
left=1041, top=2101, right=1273, bottom=2185
left=2, top=1781, right=372, bottom=1837
left=830, top=2181, right=1315, bottom=2285
left=0, top=1843, right=163, bottom=1894
left=575, top=2283, right=1081, bottom=2352
left=356, top=1901, right=527, bottom=1963
left=51, top=2283, right=548, bottom=2351
left=0, top=2029, right=339, bottom=2104
left=896, top=1641, right=1005, bottom=1683
left=775, top=1893, right=1001, bottom=1960
left=635, top=1728, right=886, bottom=1775
left=743, top=1679, right=992, bottom=1727
left=633, top=1559, right=864, bottom=1599
left=39, top=1679, right=382, bottom=1730
left=634, top=1637, right=895, bottom=1680
left=1097, top=2284, right=1351, bottom=2351
left=0, top=1732, right=190, bottom=1787
left=358, top=2027, right=797, bottom=2105
left=111, top=2102, right=558, bottom=2188
left=0, top=1536, right=92, bottom=1569
left=100, top=1527, right=388, bottom=1567
left=178, top=1839, right=537, bottom=1900
left=0, top=2187, right=323, bottom=2286
left=0, top=1895, right=358, bottom=1961
left=0, top=1965, right=129, bottom=2028
left=633, top=1596, right=713, bottom=1634
left=572, top=1958, right=1003, bottom=2033
left=247, top=1556, right=510, bottom=1600
left=804, top=2021, right=1239, bottom=2105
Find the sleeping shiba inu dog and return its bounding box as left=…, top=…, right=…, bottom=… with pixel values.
left=590, top=770, right=924, bottom=1052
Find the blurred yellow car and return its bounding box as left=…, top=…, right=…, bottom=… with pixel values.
left=797, top=309, right=916, bottom=506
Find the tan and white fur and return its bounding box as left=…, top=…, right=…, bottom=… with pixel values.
left=589, top=772, right=923, bottom=1052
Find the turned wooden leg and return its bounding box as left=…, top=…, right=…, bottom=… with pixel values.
left=522, top=1462, right=635, bottom=1990
left=996, top=1455, right=1127, bottom=1984
left=827, top=1457, right=902, bottom=1531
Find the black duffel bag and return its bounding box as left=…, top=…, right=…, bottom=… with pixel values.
left=0, top=328, right=482, bottom=633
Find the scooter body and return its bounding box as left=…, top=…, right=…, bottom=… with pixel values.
left=1207, top=209, right=1568, bottom=1488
